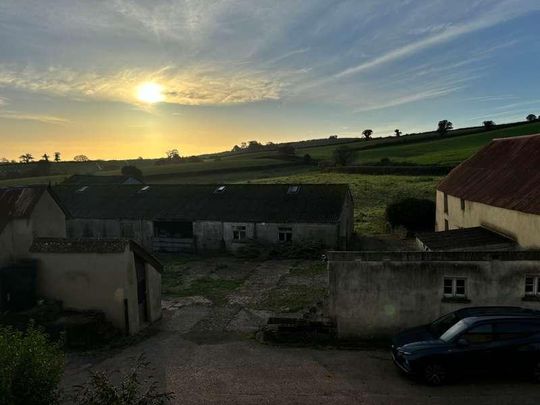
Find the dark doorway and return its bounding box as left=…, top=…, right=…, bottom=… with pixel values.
left=135, top=255, right=148, bottom=324
left=153, top=221, right=195, bottom=253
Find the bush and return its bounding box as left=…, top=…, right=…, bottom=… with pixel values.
left=121, top=165, right=143, bottom=180
left=385, top=198, right=436, bottom=235
left=72, top=354, right=174, bottom=405
left=0, top=325, right=64, bottom=405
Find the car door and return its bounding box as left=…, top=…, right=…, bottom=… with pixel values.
left=493, top=320, right=540, bottom=374
left=452, top=323, right=497, bottom=375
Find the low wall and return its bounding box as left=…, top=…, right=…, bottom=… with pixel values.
left=328, top=251, right=540, bottom=339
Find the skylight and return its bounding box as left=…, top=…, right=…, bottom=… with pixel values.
left=138, top=186, right=150, bottom=193
left=214, top=185, right=226, bottom=193
left=287, top=185, right=300, bottom=194
left=76, top=186, right=88, bottom=192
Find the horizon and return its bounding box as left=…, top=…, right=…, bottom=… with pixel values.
left=2, top=1, right=540, bottom=161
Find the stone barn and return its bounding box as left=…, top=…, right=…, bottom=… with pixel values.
left=52, top=183, right=354, bottom=253
left=0, top=186, right=66, bottom=265
left=435, top=134, right=540, bottom=249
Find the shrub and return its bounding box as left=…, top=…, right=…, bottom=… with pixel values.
left=72, top=354, right=174, bottom=405
left=0, top=325, right=64, bottom=405
left=121, top=165, right=143, bottom=180
left=332, top=145, right=354, bottom=166
left=385, top=198, right=436, bottom=235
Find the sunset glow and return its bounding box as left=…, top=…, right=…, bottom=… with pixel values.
left=136, top=83, right=164, bottom=104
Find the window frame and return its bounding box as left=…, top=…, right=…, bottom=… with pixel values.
left=443, top=277, right=467, bottom=298
left=232, top=225, right=247, bottom=241
left=460, top=198, right=465, bottom=211
left=278, top=227, right=293, bottom=243
left=525, top=275, right=540, bottom=296
left=443, top=193, right=448, bottom=214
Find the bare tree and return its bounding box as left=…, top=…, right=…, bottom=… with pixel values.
left=54, top=152, right=61, bottom=162
left=42, top=153, right=50, bottom=162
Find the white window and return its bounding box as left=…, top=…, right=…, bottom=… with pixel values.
left=232, top=225, right=247, bottom=240
left=278, top=227, right=293, bottom=242
left=287, top=185, right=300, bottom=194
left=525, top=276, right=540, bottom=296
left=443, top=277, right=467, bottom=298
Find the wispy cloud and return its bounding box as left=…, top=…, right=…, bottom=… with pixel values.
left=0, top=111, right=69, bottom=125
left=0, top=65, right=290, bottom=106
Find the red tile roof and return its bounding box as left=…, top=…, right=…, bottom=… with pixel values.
left=438, top=134, right=540, bottom=214
left=0, top=186, right=46, bottom=233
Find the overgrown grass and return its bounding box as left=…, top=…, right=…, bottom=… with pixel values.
left=254, top=285, right=327, bottom=313
left=163, top=277, right=244, bottom=305
left=253, top=172, right=440, bottom=234
left=289, top=262, right=327, bottom=277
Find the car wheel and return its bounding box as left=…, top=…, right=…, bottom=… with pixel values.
left=423, top=362, right=447, bottom=386
left=533, top=360, right=540, bottom=383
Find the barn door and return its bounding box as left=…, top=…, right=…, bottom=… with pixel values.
left=135, top=256, right=148, bottom=323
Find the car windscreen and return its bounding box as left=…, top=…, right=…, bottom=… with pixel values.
left=430, top=312, right=458, bottom=337
left=440, top=320, right=468, bottom=342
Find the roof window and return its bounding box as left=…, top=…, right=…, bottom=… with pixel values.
left=287, top=185, right=300, bottom=194
left=138, top=186, right=150, bottom=193
left=214, top=185, right=226, bottom=193
left=76, top=186, right=88, bottom=192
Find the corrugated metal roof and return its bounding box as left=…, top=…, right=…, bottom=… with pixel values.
left=438, top=134, right=540, bottom=214
left=0, top=186, right=46, bottom=233
left=52, top=183, right=350, bottom=223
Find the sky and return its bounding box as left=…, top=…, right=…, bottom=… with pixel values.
left=1, top=0, right=540, bottom=161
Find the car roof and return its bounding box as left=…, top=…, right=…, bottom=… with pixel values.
left=462, top=315, right=540, bottom=325
left=457, top=306, right=538, bottom=315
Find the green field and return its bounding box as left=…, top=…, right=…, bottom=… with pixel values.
left=297, top=122, right=540, bottom=165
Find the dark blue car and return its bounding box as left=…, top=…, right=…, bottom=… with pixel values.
left=391, top=307, right=540, bottom=385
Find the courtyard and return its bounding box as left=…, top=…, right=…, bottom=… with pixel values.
left=61, top=257, right=540, bottom=404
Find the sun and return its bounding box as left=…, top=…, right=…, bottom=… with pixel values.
left=136, top=82, right=164, bottom=104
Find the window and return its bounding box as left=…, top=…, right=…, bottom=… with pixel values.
left=278, top=227, right=293, bottom=242
left=460, top=198, right=465, bottom=210
left=232, top=225, right=247, bottom=241
left=463, top=324, right=494, bottom=344
left=444, top=219, right=449, bottom=231
left=287, top=185, right=300, bottom=194
left=443, top=277, right=467, bottom=298
left=214, top=185, right=226, bottom=193
left=443, top=193, right=448, bottom=214
left=525, top=276, right=540, bottom=296
left=77, top=186, right=88, bottom=193
left=138, top=186, right=150, bottom=193
left=495, top=321, right=540, bottom=341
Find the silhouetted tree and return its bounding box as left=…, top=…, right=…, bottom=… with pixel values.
left=73, top=155, right=90, bottom=162
left=328, top=135, right=338, bottom=140
left=333, top=145, right=354, bottom=166
left=19, top=153, right=34, bottom=163
left=0, top=157, right=9, bottom=163
left=437, top=120, right=453, bottom=136
left=394, top=129, right=402, bottom=137
left=526, top=114, right=537, bottom=122
left=41, top=153, right=50, bottom=162
left=54, top=152, right=61, bottom=162
left=231, top=145, right=242, bottom=153
left=303, top=153, right=312, bottom=164
left=121, top=165, right=143, bottom=180
left=483, top=120, right=495, bottom=130
left=362, top=129, right=373, bottom=140
left=165, top=149, right=181, bottom=162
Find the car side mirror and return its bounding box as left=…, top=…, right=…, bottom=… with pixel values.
left=456, top=338, right=469, bottom=347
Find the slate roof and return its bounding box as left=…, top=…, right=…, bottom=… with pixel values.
left=438, top=134, right=540, bottom=214
left=62, top=175, right=143, bottom=186
left=30, top=237, right=163, bottom=271
left=0, top=186, right=47, bottom=233
left=52, top=184, right=350, bottom=223
left=416, top=227, right=516, bottom=251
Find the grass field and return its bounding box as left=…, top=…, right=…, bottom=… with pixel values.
left=252, top=172, right=441, bottom=234
left=297, top=121, right=540, bottom=165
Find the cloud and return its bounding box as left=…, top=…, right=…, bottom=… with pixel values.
left=0, top=111, right=69, bottom=124
left=0, top=65, right=288, bottom=106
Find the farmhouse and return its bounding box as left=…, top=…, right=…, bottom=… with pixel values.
left=435, top=134, right=540, bottom=249
left=53, top=183, right=354, bottom=253
left=0, top=186, right=162, bottom=333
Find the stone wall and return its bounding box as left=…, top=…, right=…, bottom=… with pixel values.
left=328, top=251, right=540, bottom=339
